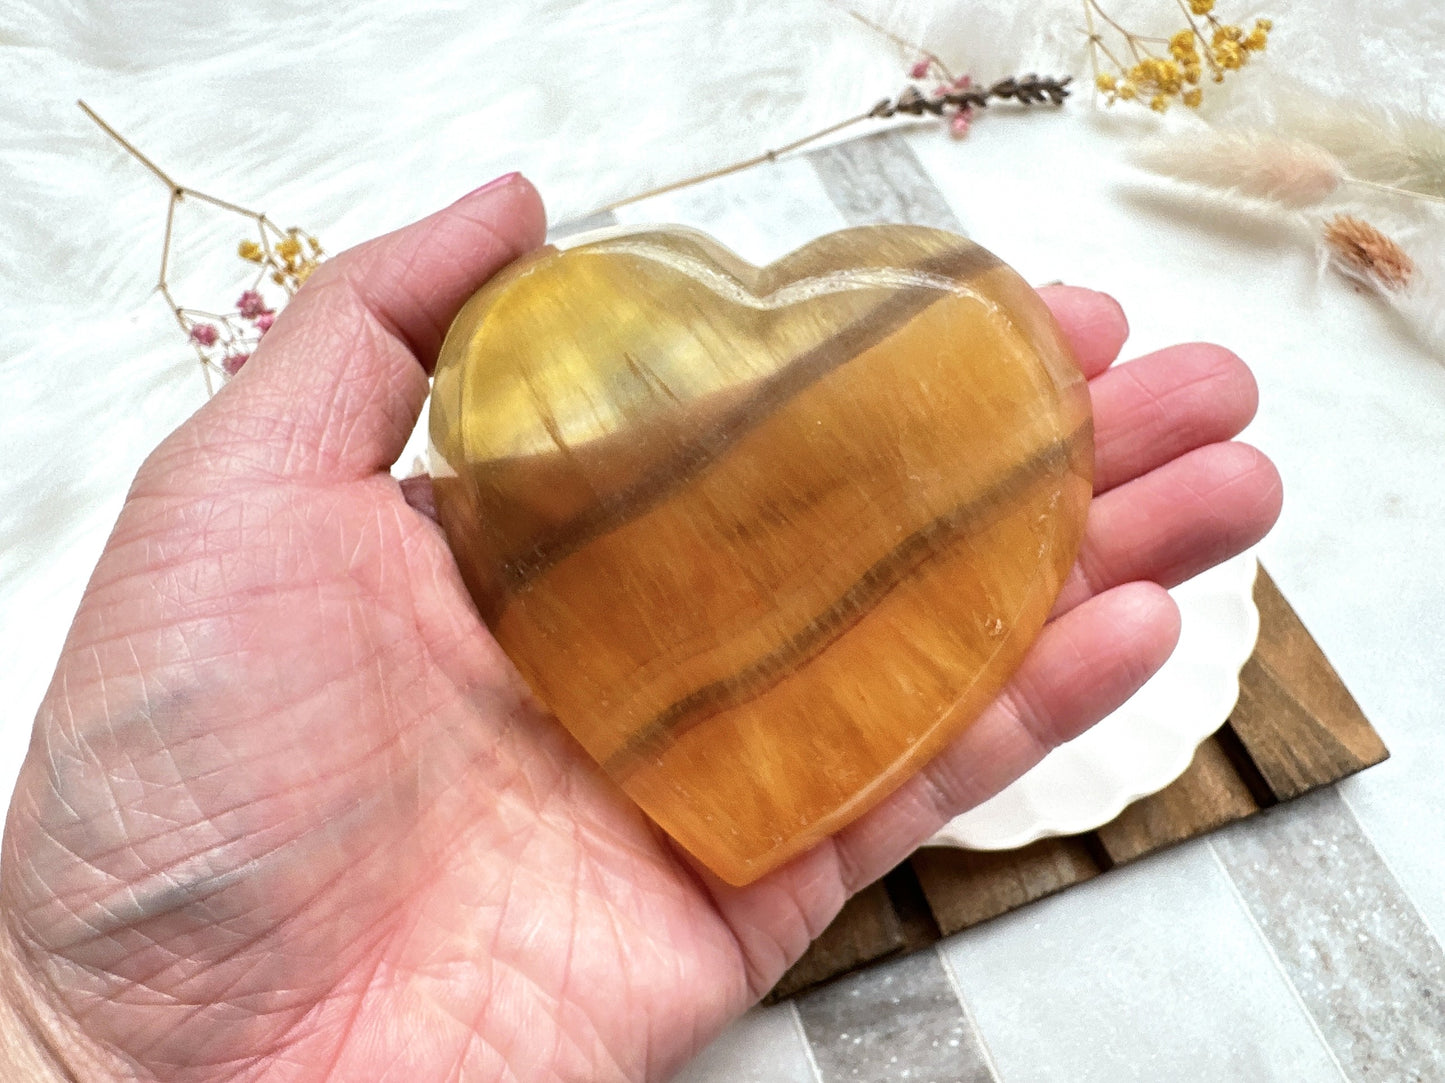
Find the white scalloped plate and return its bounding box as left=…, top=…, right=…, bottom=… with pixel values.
left=925, top=551, right=1261, bottom=852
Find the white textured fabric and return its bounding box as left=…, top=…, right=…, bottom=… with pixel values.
left=2, top=0, right=1442, bottom=835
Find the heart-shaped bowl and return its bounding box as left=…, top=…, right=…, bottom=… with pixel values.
left=429, top=224, right=1092, bottom=885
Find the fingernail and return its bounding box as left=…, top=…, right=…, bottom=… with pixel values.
left=456, top=172, right=521, bottom=203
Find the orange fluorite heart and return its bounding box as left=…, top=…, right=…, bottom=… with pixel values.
left=429, top=225, right=1092, bottom=885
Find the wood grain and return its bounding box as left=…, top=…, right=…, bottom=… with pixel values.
left=913, top=836, right=1103, bottom=936
left=766, top=563, right=1390, bottom=999
left=1229, top=570, right=1389, bottom=801
left=1094, top=735, right=1260, bottom=865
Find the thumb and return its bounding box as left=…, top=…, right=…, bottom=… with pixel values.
left=199, top=174, right=547, bottom=482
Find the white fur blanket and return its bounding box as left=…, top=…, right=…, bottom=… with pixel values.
left=3, top=0, right=1444, bottom=836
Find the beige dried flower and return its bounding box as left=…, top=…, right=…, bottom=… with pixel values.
left=1322, top=215, right=1415, bottom=291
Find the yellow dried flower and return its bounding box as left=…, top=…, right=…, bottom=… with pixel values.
left=1083, top=1, right=1271, bottom=112
left=238, top=239, right=264, bottom=263
left=276, top=236, right=303, bottom=261
left=1214, top=41, right=1244, bottom=69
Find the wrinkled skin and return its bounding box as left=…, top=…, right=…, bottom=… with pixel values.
left=0, top=177, right=1280, bottom=1082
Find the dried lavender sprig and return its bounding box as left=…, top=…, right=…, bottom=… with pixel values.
left=870, top=75, right=1073, bottom=118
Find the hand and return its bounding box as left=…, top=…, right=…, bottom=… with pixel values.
left=0, top=177, right=1280, bottom=1082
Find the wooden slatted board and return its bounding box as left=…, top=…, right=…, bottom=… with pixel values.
left=765, top=566, right=1389, bottom=1002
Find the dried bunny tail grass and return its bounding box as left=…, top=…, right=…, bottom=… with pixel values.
left=1322, top=214, right=1414, bottom=291
left=1135, top=129, right=1345, bottom=208
left=1318, top=214, right=1445, bottom=356
left=1261, top=83, right=1445, bottom=201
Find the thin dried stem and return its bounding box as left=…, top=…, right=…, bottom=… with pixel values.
left=1087, top=0, right=1149, bottom=62
left=1346, top=176, right=1445, bottom=207
left=1173, top=0, right=1222, bottom=77
left=1085, top=2, right=1102, bottom=92
left=599, top=112, right=874, bottom=213
left=78, top=99, right=323, bottom=392
left=841, top=6, right=957, bottom=83
left=76, top=100, right=180, bottom=192
left=595, top=73, right=1070, bottom=215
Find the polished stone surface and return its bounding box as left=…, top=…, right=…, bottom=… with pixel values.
left=429, top=224, right=1092, bottom=884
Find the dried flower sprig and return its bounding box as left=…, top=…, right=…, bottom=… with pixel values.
left=599, top=72, right=1070, bottom=213
left=1213, top=79, right=1445, bottom=204
left=77, top=100, right=325, bottom=394
left=1317, top=215, right=1445, bottom=354
left=595, top=11, right=1071, bottom=213
left=1322, top=215, right=1414, bottom=292
left=868, top=74, right=1072, bottom=125
left=1084, top=0, right=1271, bottom=112
left=1135, top=130, right=1445, bottom=211
left=238, top=228, right=324, bottom=295
left=1133, top=129, right=1445, bottom=350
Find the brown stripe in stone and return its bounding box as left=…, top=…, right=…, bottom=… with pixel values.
left=604, top=420, right=1090, bottom=776
left=479, top=241, right=1003, bottom=619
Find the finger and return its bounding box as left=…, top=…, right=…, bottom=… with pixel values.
left=825, top=581, right=1180, bottom=892
left=1055, top=441, right=1282, bottom=614
left=1091, top=343, right=1259, bottom=494
left=1036, top=284, right=1130, bottom=379
left=208, top=175, right=547, bottom=482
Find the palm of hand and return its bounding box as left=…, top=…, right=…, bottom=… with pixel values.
left=1, top=180, right=1279, bottom=1082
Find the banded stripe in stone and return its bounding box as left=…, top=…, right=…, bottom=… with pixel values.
left=478, top=235, right=1002, bottom=609
left=605, top=420, right=1090, bottom=775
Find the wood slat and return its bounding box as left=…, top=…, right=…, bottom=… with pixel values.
left=768, top=880, right=905, bottom=1001
left=1229, top=571, right=1388, bottom=801
left=1094, top=734, right=1261, bottom=865
left=765, top=564, right=1390, bottom=999
left=912, top=836, right=1104, bottom=936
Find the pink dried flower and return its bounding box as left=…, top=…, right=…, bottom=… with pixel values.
left=222, top=352, right=250, bottom=376
left=189, top=323, right=219, bottom=347
left=909, top=58, right=930, bottom=79
left=255, top=312, right=276, bottom=333
left=237, top=289, right=272, bottom=320
left=953, top=74, right=973, bottom=89
left=950, top=110, right=974, bottom=138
